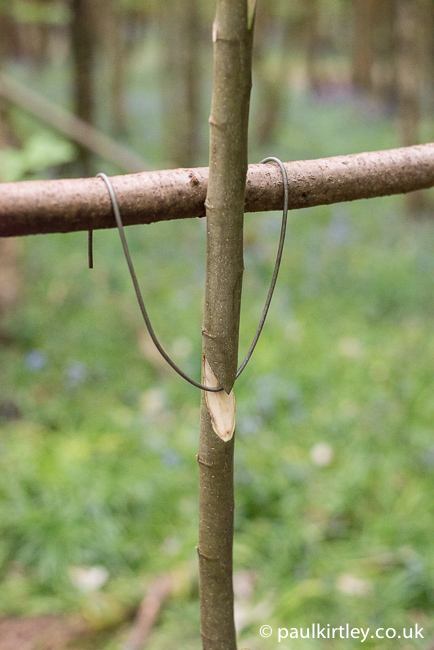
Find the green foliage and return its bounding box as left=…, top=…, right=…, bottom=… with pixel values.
left=0, top=130, right=74, bottom=181
left=0, top=103, right=75, bottom=181
left=3, top=1, right=70, bottom=25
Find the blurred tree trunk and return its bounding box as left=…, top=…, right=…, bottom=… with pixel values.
left=0, top=8, right=21, bottom=323
left=352, top=0, right=375, bottom=91
left=110, top=12, right=128, bottom=136
left=431, top=0, right=434, bottom=105
left=99, top=0, right=128, bottom=136
left=420, top=0, right=434, bottom=116
left=0, top=7, right=20, bottom=61
left=303, top=0, right=320, bottom=92
left=70, top=0, right=96, bottom=175
left=371, top=0, right=397, bottom=104
left=254, top=3, right=291, bottom=146
left=162, top=0, right=200, bottom=167
left=37, top=0, right=53, bottom=65
left=0, top=108, right=21, bottom=323
left=0, top=238, right=21, bottom=324
left=183, top=0, right=201, bottom=165
left=16, top=4, right=50, bottom=67
left=395, top=0, right=426, bottom=215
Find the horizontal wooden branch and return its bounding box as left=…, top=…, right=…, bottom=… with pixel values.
left=0, top=143, right=433, bottom=237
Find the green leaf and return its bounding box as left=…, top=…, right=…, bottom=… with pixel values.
left=0, top=132, right=74, bottom=182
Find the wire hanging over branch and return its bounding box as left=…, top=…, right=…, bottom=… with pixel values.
left=95, top=158, right=288, bottom=392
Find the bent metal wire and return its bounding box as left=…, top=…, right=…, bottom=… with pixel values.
left=93, top=157, right=288, bottom=392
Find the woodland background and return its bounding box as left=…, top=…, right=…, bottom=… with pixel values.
left=0, top=1, right=433, bottom=648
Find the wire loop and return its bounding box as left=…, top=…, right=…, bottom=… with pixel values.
left=96, top=157, right=288, bottom=391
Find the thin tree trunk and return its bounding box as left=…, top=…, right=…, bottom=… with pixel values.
left=110, top=18, right=128, bottom=137
left=421, top=0, right=434, bottom=113
left=371, top=0, right=396, bottom=103
left=254, top=4, right=291, bottom=146
left=197, top=1, right=256, bottom=648
left=0, top=107, right=21, bottom=322
left=101, top=0, right=128, bottom=136
left=183, top=0, right=201, bottom=165
left=396, top=0, right=426, bottom=215
left=33, top=0, right=52, bottom=66
left=396, top=0, right=421, bottom=147
left=162, top=0, right=201, bottom=167
left=304, top=0, right=320, bottom=93
left=0, top=7, right=19, bottom=61
left=0, top=237, right=21, bottom=319
left=431, top=0, right=434, bottom=107
left=70, top=0, right=95, bottom=175
left=352, top=0, right=375, bottom=92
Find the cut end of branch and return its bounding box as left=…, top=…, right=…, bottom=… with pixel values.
left=203, top=357, right=235, bottom=442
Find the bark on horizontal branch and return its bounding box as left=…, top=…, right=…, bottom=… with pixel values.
left=0, top=143, right=433, bottom=237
